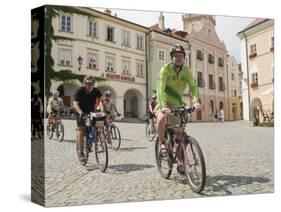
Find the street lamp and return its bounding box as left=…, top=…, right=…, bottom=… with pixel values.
left=78, top=55, right=83, bottom=71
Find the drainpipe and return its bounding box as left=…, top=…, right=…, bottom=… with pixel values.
left=187, top=40, right=191, bottom=68
left=226, top=62, right=230, bottom=120
left=145, top=31, right=149, bottom=116
left=243, top=32, right=251, bottom=120
left=186, top=39, right=193, bottom=108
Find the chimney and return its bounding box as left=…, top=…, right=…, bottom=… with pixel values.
left=182, top=14, right=192, bottom=33
left=104, top=9, right=112, bottom=15
left=159, top=12, right=165, bottom=30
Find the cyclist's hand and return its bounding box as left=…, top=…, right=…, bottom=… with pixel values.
left=161, top=107, right=171, bottom=115
left=193, top=102, right=201, bottom=111
left=78, top=112, right=84, bottom=119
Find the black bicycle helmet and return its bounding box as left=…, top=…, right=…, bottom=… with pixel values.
left=170, top=44, right=186, bottom=57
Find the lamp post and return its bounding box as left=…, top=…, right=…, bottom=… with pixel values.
left=78, top=55, right=83, bottom=71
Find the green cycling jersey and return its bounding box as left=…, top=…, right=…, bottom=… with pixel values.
left=156, top=62, right=199, bottom=108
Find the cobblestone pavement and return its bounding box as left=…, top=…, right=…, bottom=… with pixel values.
left=33, top=120, right=274, bottom=207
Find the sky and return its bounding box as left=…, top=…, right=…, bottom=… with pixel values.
left=94, top=7, right=255, bottom=63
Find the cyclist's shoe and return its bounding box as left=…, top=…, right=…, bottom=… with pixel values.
left=107, top=138, right=112, bottom=145
left=78, top=152, right=86, bottom=162
left=88, top=143, right=93, bottom=152
left=160, top=143, right=168, bottom=154
left=177, top=165, right=185, bottom=175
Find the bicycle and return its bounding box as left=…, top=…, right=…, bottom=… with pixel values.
left=46, top=111, right=64, bottom=142
left=105, top=114, right=122, bottom=151
left=263, top=112, right=274, bottom=124
left=77, top=112, right=108, bottom=172
left=145, top=113, right=156, bottom=142
left=31, top=114, right=43, bottom=139
left=155, top=106, right=206, bottom=193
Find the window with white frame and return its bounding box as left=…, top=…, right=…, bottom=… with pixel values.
left=122, top=60, right=131, bottom=75
left=87, top=53, right=98, bottom=69
left=61, top=15, right=72, bottom=32
left=250, top=44, right=257, bottom=54
left=106, top=26, right=115, bottom=42
left=105, top=57, right=115, bottom=72
left=59, top=49, right=72, bottom=66
left=251, top=72, right=258, bottom=84
left=122, top=30, right=130, bottom=46
left=231, top=89, right=237, bottom=97
left=137, top=63, right=144, bottom=77
left=231, top=73, right=235, bottom=80
left=89, top=20, right=97, bottom=38
left=136, top=35, right=143, bottom=49
left=158, top=50, right=165, bottom=62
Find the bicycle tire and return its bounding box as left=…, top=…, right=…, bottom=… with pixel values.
left=95, top=128, right=108, bottom=172
left=110, top=124, right=121, bottom=151
left=182, top=136, right=206, bottom=193
left=155, top=137, right=173, bottom=179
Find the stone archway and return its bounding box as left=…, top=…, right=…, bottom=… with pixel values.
left=123, top=89, right=144, bottom=119
left=209, top=100, right=214, bottom=115
left=56, top=83, right=80, bottom=107
left=250, top=97, right=264, bottom=122
left=219, top=101, right=224, bottom=110
left=96, top=85, right=117, bottom=105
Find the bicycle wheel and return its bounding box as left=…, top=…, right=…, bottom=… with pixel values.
left=182, top=136, right=206, bottom=193
left=95, top=128, right=108, bottom=172
left=56, top=122, right=64, bottom=142
left=46, top=123, right=53, bottom=140
left=76, top=136, right=89, bottom=166
left=110, top=124, right=121, bottom=150
left=38, top=120, right=44, bottom=139
left=155, top=137, right=173, bottom=179
left=145, top=122, right=155, bottom=142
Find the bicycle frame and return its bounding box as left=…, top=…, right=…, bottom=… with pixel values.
left=165, top=107, right=195, bottom=160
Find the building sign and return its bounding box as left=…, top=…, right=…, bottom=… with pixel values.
left=106, top=73, right=135, bottom=82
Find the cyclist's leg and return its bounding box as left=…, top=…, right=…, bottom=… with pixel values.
left=55, top=113, right=61, bottom=134
left=76, top=118, right=86, bottom=155
left=31, top=114, right=36, bottom=137
left=170, top=115, right=184, bottom=173
left=105, top=114, right=111, bottom=140
left=155, top=111, right=167, bottom=150
left=48, top=113, right=52, bottom=125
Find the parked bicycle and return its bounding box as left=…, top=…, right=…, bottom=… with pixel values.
left=77, top=112, right=108, bottom=172
left=263, top=112, right=274, bottom=125
left=155, top=106, right=206, bottom=193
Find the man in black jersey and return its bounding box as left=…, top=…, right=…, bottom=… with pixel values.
left=73, top=75, right=105, bottom=162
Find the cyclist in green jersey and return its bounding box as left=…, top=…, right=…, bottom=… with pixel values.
left=155, top=44, right=201, bottom=173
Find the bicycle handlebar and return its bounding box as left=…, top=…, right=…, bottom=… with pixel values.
left=171, top=106, right=195, bottom=114
left=80, top=111, right=106, bottom=120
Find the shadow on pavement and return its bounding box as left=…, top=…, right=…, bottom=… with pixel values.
left=118, top=147, right=148, bottom=152
left=62, top=139, right=77, bottom=143
left=108, top=163, right=154, bottom=174
left=120, top=138, right=134, bottom=142
left=202, top=175, right=271, bottom=195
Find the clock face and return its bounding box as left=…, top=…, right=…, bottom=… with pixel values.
left=192, top=21, right=204, bottom=32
